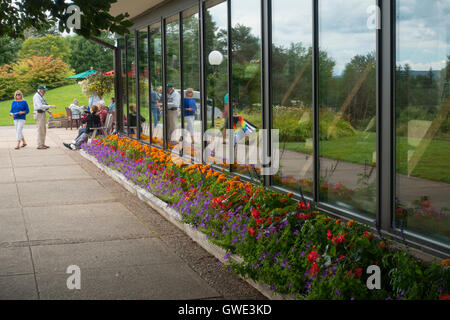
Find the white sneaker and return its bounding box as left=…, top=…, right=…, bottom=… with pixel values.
left=71, top=140, right=76, bottom=144
left=70, top=144, right=77, bottom=150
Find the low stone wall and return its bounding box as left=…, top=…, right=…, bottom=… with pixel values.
left=48, top=118, right=69, bottom=129
left=80, top=149, right=292, bottom=300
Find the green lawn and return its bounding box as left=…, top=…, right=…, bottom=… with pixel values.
left=0, top=84, right=114, bottom=126
left=283, top=132, right=450, bottom=183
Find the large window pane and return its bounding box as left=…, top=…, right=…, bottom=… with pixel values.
left=395, top=1, right=450, bottom=245
left=138, top=28, right=150, bottom=143
left=150, top=22, right=164, bottom=148
left=205, top=0, right=228, bottom=167
left=183, top=7, right=202, bottom=158
left=271, top=0, right=313, bottom=196
left=319, top=0, right=377, bottom=217
left=166, top=15, right=182, bottom=145
left=127, top=33, right=136, bottom=136
left=231, top=0, right=262, bottom=176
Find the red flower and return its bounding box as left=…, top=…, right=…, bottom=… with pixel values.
left=309, top=262, right=319, bottom=275
left=327, top=230, right=333, bottom=240
left=364, top=231, right=374, bottom=241
left=440, top=294, right=450, bottom=300
left=266, top=217, right=273, bottom=226
left=354, top=268, right=363, bottom=279
left=251, top=209, right=261, bottom=219
left=248, top=227, right=257, bottom=236
left=308, top=251, right=320, bottom=263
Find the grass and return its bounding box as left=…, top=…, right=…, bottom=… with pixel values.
left=283, top=132, right=450, bottom=183
left=0, top=83, right=114, bottom=126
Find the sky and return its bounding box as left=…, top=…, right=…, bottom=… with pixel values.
left=206, top=0, right=449, bottom=75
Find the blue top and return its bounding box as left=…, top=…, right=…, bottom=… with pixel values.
left=184, top=98, right=197, bottom=117
left=108, top=103, right=116, bottom=111
left=10, top=100, right=29, bottom=120
left=151, top=91, right=159, bottom=110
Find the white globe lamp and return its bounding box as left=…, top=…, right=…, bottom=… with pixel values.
left=208, top=50, right=223, bottom=66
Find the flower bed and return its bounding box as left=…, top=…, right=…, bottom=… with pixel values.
left=81, top=135, right=449, bottom=300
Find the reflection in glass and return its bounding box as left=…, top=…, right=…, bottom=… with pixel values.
left=271, top=0, right=313, bottom=196
left=127, top=33, right=136, bottom=136
left=118, top=37, right=127, bottom=133
left=395, top=1, right=450, bottom=245
left=319, top=0, right=377, bottom=217
left=183, top=8, right=201, bottom=159
left=165, top=15, right=182, bottom=146
left=205, top=0, right=228, bottom=166
left=231, top=0, right=262, bottom=177
left=149, top=22, right=164, bottom=148
left=138, top=28, right=150, bottom=143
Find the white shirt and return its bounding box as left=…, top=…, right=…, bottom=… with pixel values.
left=33, top=92, right=50, bottom=113
left=167, top=90, right=181, bottom=110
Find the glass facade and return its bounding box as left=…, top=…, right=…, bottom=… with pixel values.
left=319, top=0, right=377, bottom=217
left=115, top=0, right=450, bottom=255
left=395, top=1, right=450, bottom=245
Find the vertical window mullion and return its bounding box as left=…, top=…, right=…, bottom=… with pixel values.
left=312, top=0, right=319, bottom=203
left=135, top=30, right=141, bottom=141
left=162, top=17, right=168, bottom=150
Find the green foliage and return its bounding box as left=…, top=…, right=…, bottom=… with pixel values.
left=66, top=34, right=114, bottom=74
left=0, top=64, right=19, bottom=101
left=0, top=36, right=23, bottom=65
left=19, top=35, right=71, bottom=64
left=0, top=0, right=132, bottom=39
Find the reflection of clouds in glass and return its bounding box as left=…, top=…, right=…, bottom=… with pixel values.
left=397, top=0, right=449, bottom=71
left=272, top=0, right=312, bottom=48
left=208, top=1, right=227, bottom=33
left=320, top=0, right=376, bottom=75
left=232, top=0, right=261, bottom=37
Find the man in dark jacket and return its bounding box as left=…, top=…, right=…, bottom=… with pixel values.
left=64, top=105, right=101, bottom=150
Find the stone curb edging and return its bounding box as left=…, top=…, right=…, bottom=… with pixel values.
left=80, top=150, right=291, bottom=300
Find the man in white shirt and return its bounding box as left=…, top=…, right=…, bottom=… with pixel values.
left=33, top=85, right=56, bottom=149
left=166, top=84, right=181, bottom=142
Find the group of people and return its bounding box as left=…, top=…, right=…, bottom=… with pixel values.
left=9, top=84, right=116, bottom=151
left=130, top=84, right=198, bottom=144
left=63, top=97, right=116, bottom=151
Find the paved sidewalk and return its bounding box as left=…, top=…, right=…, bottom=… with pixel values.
left=0, top=125, right=265, bottom=300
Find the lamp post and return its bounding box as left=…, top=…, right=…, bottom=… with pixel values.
left=208, top=50, right=223, bottom=128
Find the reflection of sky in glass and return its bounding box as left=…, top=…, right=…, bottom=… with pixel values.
left=397, top=0, right=450, bottom=71
left=272, top=0, right=312, bottom=48
left=319, top=0, right=376, bottom=76
left=208, top=1, right=227, bottom=34
left=211, top=0, right=448, bottom=74
left=232, top=0, right=261, bottom=37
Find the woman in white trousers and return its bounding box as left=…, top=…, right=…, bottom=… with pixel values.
left=9, top=90, right=29, bottom=150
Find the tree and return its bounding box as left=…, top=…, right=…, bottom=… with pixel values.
left=0, top=36, right=23, bottom=65
left=66, top=33, right=114, bottom=74
left=19, top=35, right=71, bottom=64
left=0, top=0, right=132, bottom=39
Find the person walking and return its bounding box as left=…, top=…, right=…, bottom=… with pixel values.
left=166, top=84, right=180, bottom=142
left=33, top=85, right=56, bottom=150
left=9, top=90, right=29, bottom=150
left=184, top=88, right=197, bottom=144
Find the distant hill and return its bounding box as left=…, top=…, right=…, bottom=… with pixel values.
left=410, top=70, right=442, bottom=79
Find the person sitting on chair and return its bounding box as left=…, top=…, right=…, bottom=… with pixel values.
left=63, top=105, right=100, bottom=150
left=69, top=99, right=84, bottom=121
left=128, top=104, right=145, bottom=134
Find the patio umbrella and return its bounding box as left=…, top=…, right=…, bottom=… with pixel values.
left=66, top=69, right=98, bottom=79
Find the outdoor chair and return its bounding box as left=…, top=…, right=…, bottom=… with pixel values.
left=89, top=113, right=114, bottom=141
left=65, top=107, right=81, bottom=130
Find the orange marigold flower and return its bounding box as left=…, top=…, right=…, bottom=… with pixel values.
left=335, top=219, right=342, bottom=225
left=346, top=220, right=355, bottom=228
left=442, top=259, right=450, bottom=268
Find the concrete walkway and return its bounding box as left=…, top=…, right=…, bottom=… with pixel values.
left=0, top=125, right=264, bottom=300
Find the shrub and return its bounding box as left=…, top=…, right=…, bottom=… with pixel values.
left=12, top=55, right=73, bottom=94
left=0, top=64, right=19, bottom=100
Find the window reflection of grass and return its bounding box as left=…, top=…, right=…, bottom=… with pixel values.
left=282, top=132, right=449, bottom=183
